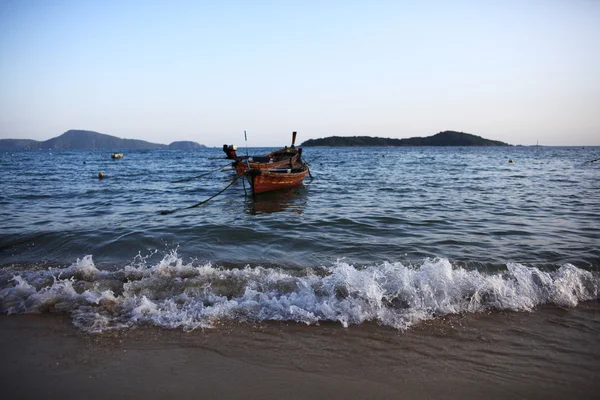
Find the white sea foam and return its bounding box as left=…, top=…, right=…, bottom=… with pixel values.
left=1, top=253, right=598, bottom=332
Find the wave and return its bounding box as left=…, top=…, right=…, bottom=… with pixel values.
left=1, top=252, right=598, bottom=333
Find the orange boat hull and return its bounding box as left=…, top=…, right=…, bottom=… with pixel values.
left=247, top=167, right=309, bottom=194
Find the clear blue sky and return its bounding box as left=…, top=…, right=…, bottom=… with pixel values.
left=1, top=0, right=598, bottom=146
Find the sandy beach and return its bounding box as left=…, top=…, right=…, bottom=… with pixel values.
left=2, top=303, right=599, bottom=400
left=2, top=0, right=599, bottom=397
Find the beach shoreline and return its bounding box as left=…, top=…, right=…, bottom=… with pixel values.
left=2, top=304, right=599, bottom=399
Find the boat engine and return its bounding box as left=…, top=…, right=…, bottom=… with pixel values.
left=223, top=144, right=238, bottom=159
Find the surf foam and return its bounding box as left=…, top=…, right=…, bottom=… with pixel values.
left=1, top=253, right=598, bottom=332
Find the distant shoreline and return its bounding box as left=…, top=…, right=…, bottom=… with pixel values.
left=0, top=129, right=205, bottom=151
left=301, top=131, right=510, bottom=147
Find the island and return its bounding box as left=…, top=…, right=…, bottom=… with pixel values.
left=300, top=131, right=510, bottom=147
left=0, top=130, right=206, bottom=150
left=168, top=141, right=206, bottom=149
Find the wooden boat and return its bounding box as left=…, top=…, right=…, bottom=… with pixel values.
left=234, top=150, right=300, bottom=174
left=223, top=131, right=302, bottom=174
left=245, top=162, right=309, bottom=194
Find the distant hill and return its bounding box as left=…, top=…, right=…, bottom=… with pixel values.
left=0, top=139, right=41, bottom=150
left=0, top=130, right=206, bottom=150
left=168, top=141, right=206, bottom=149
left=300, top=131, right=510, bottom=147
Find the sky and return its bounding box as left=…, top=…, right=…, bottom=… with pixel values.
left=0, top=0, right=598, bottom=146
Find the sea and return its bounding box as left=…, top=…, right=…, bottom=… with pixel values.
left=0, top=145, right=599, bottom=332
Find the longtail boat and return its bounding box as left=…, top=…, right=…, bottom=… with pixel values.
left=245, top=162, right=310, bottom=195
left=223, top=131, right=302, bottom=174
left=234, top=150, right=300, bottom=174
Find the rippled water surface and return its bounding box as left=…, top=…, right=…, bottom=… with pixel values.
left=1, top=146, right=599, bottom=331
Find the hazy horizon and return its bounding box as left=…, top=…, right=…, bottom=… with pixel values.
left=3, top=128, right=600, bottom=148
left=1, top=0, right=599, bottom=146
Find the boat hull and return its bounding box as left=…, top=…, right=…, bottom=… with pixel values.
left=247, top=166, right=309, bottom=194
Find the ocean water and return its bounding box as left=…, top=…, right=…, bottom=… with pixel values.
left=1, top=146, right=599, bottom=333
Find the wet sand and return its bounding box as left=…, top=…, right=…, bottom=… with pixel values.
left=2, top=304, right=599, bottom=400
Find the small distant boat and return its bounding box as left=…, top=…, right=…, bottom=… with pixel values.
left=111, top=153, right=124, bottom=159
left=246, top=162, right=309, bottom=194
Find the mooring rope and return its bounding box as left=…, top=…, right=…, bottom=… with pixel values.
left=302, top=156, right=319, bottom=179
left=160, top=174, right=243, bottom=215
left=171, top=163, right=230, bottom=183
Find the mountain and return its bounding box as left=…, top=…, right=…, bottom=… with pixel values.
left=168, top=141, right=206, bottom=149
left=41, top=130, right=165, bottom=150
left=0, top=130, right=206, bottom=150
left=300, top=131, right=510, bottom=147
left=0, top=139, right=42, bottom=150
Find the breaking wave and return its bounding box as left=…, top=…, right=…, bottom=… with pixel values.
left=1, top=252, right=598, bottom=333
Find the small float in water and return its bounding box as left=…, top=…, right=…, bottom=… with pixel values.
left=111, top=153, right=124, bottom=159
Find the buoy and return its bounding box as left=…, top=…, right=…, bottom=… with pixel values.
left=508, top=159, right=514, bottom=163
left=98, top=172, right=104, bottom=179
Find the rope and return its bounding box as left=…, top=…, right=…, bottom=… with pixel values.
left=302, top=156, right=318, bottom=179
left=160, top=174, right=242, bottom=215
left=171, top=163, right=230, bottom=183
left=304, top=156, right=321, bottom=165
